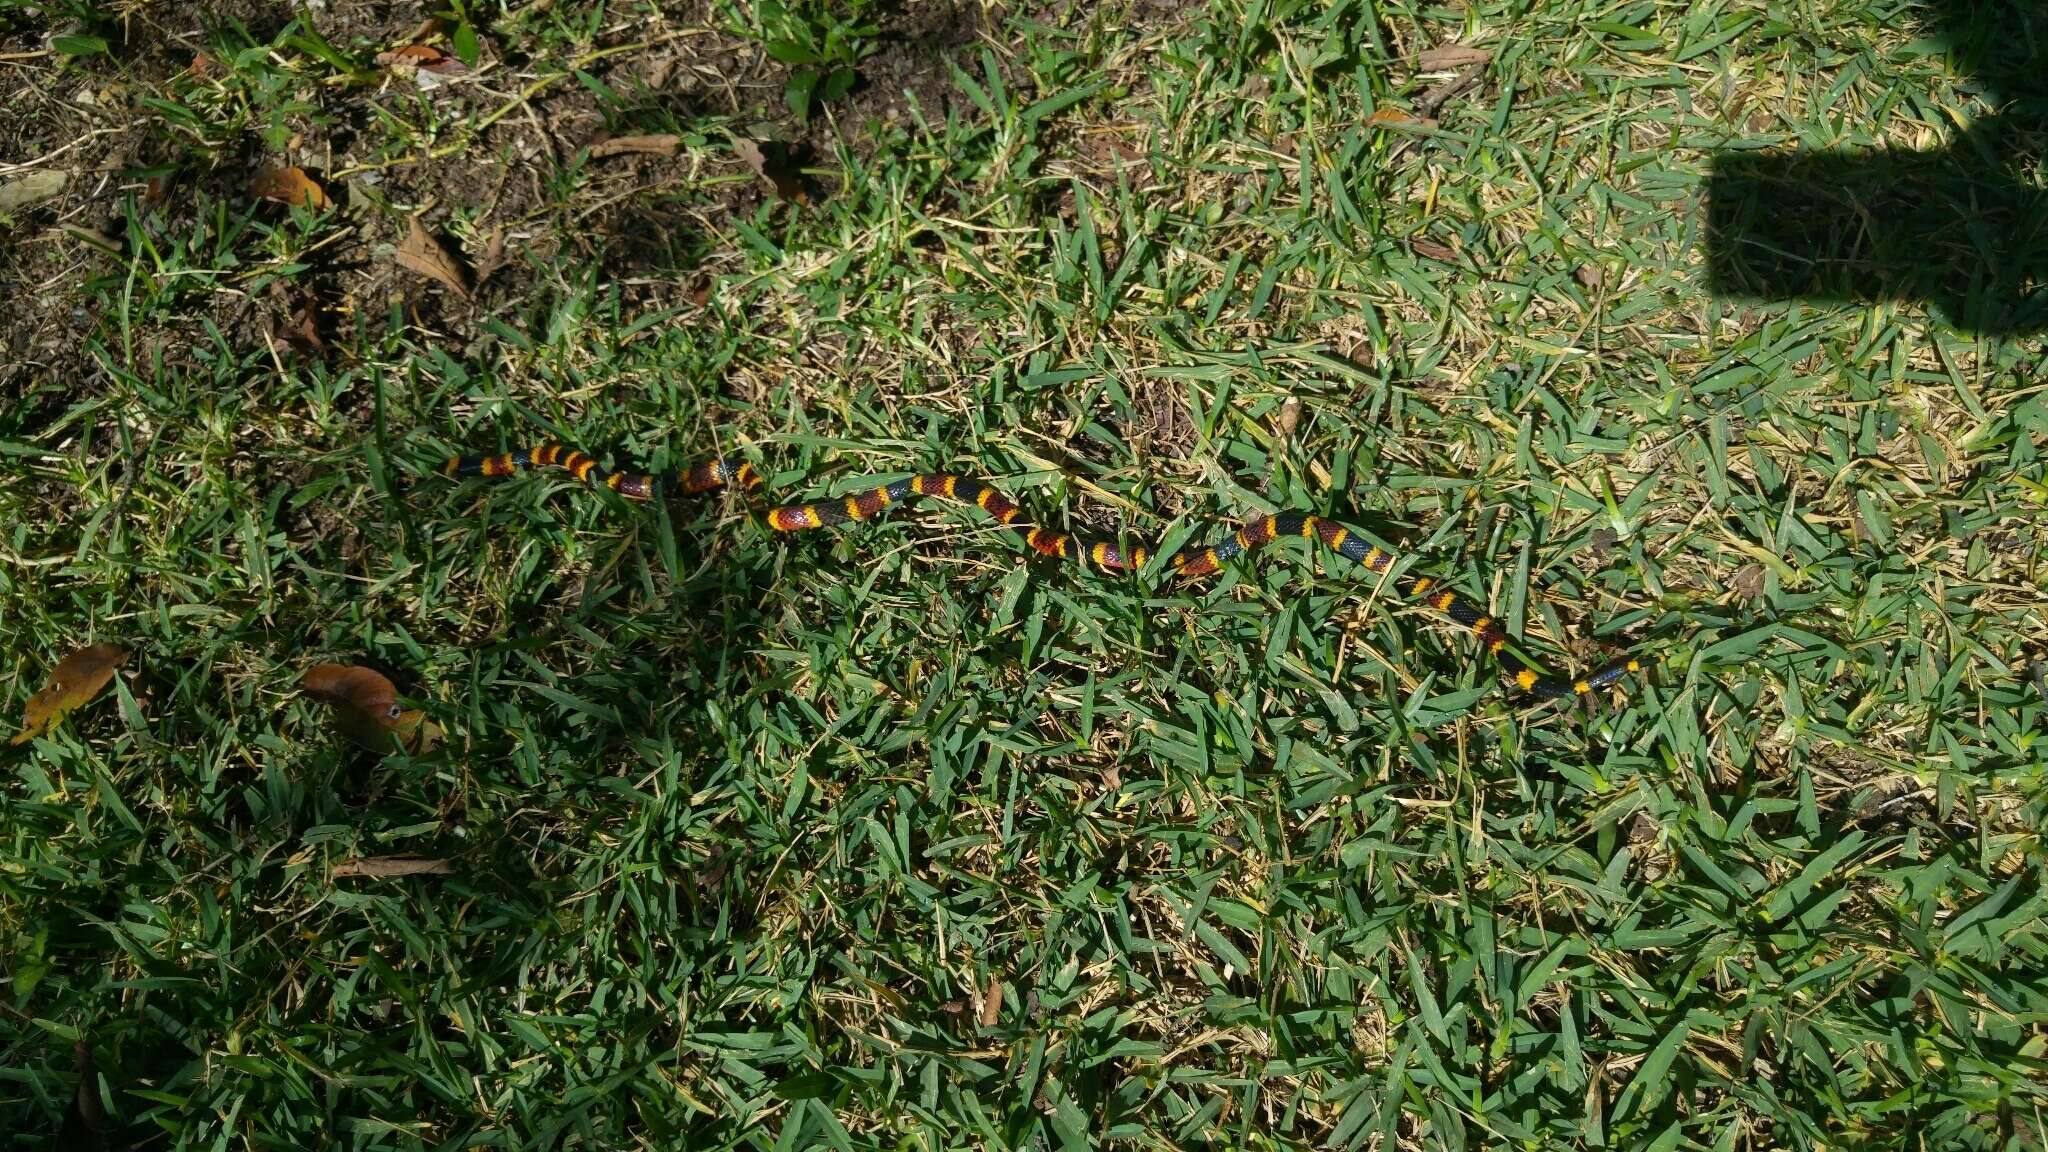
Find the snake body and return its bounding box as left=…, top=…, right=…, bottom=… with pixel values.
left=446, top=444, right=1647, bottom=702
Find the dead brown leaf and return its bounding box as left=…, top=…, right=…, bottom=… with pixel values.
left=734, top=137, right=806, bottom=202
left=269, top=282, right=324, bottom=356
left=474, top=227, right=505, bottom=289
left=395, top=217, right=471, bottom=299
left=1278, top=396, right=1303, bottom=438
left=13, top=644, right=126, bottom=745
left=589, top=134, right=681, bottom=159
left=694, top=850, right=733, bottom=894
left=1731, top=563, right=1766, bottom=601
left=274, top=311, right=323, bottom=356
left=332, top=856, right=455, bottom=879
left=249, top=165, right=330, bottom=211
left=60, top=1039, right=105, bottom=1145
left=1414, top=45, right=1491, bottom=72
left=1410, top=237, right=1459, bottom=262
left=978, top=975, right=1003, bottom=1028
left=375, top=43, right=469, bottom=77
left=1368, top=106, right=1436, bottom=131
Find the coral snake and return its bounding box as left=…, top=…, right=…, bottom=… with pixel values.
left=445, top=443, right=1648, bottom=702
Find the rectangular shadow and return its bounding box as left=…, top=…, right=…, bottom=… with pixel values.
left=1704, top=135, right=2048, bottom=335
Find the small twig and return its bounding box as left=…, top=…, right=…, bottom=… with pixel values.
left=1416, top=60, right=1486, bottom=118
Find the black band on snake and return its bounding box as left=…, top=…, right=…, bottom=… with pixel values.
left=444, top=443, right=1648, bottom=703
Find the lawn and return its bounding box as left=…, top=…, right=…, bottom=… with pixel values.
left=3, top=0, right=2046, bottom=1148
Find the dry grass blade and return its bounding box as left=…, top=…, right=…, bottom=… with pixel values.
left=12, top=643, right=126, bottom=745
left=332, top=856, right=455, bottom=879
left=395, top=217, right=471, bottom=298
left=589, top=134, right=681, bottom=159
left=1414, top=45, right=1491, bottom=71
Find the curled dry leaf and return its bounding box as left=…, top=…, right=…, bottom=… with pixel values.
left=589, top=134, right=681, bottom=159
left=979, top=975, right=1003, bottom=1028
left=733, top=137, right=806, bottom=202
left=395, top=217, right=471, bottom=298
left=249, top=165, right=331, bottom=211
left=12, top=643, right=126, bottom=745
left=1410, top=237, right=1459, bottom=262
left=332, top=856, right=455, bottom=879
left=1414, top=45, right=1491, bottom=72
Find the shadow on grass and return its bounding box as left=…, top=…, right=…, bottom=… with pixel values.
left=1704, top=0, right=2047, bottom=334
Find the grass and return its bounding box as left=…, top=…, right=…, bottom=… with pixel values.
left=3, top=0, right=2047, bottom=1148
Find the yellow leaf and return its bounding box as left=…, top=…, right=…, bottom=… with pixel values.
left=12, top=644, right=126, bottom=745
